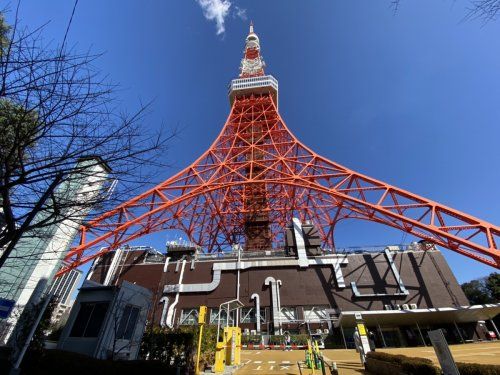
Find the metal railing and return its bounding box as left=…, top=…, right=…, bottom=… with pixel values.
left=227, top=75, right=278, bottom=95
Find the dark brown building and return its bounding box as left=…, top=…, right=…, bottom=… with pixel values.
left=86, top=240, right=500, bottom=348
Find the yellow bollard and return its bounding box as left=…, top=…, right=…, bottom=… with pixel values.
left=195, top=306, right=207, bottom=374
left=214, top=342, right=226, bottom=373
left=223, top=326, right=242, bottom=366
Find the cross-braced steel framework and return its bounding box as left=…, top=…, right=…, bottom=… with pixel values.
left=58, top=25, right=499, bottom=275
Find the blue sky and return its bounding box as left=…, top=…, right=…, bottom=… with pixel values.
left=9, top=0, right=500, bottom=283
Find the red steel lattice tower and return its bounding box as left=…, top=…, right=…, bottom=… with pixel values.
left=58, top=24, right=500, bottom=275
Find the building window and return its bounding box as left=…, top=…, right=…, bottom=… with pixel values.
left=303, top=306, right=329, bottom=323
left=117, top=304, right=140, bottom=340
left=210, top=308, right=234, bottom=326
left=179, top=308, right=198, bottom=325
left=279, top=307, right=297, bottom=323
left=240, top=308, right=266, bottom=323
left=70, top=302, right=109, bottom=337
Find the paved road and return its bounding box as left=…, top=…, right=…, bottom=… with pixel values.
left=235, top=342, right=500, bottom=374
left=236, top=349, right=364, bottom=375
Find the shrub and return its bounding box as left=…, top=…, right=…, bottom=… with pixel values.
left=365, top=358, right=403, bottom=375
left=241, top=335, right=261, bottom=345
left=140, top=326, right=195, bottom=369
left=290, top=334, right=309, bottom=346
left=400, top=358, right=440, bottom=375
left=456, top=362, right=500, bottom=375
left=139, top=325, right=217, bottom=372
left=268, top=334, right=310, bottom=346
left=367, top=351, right=433, bottom=364
left=366, top=351, right=439, bottom=375
left=268, top=335, right=284, bottom=345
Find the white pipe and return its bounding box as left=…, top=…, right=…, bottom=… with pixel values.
left=159, top=297, right=169, bottom=327
left=166, top=259, right=186, bottom=327
left=236, top=245, right=241, bottom=326
left=163, top=256, right=170, bottom=273
left=164, top=256, right=348, bottom=293
left=251, top=293, right=261, bottom=333
left=104, top=247, right=123, bottom=286
left=265, top=277, right=281, bottom=335
left=276, top=280, right=282, bottom=335
left=292, top=218, right=308, bottom=267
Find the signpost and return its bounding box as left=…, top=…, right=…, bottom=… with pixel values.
left=354, top=314, right=371, bottom=364
left=428, top=329, right=459, bottom=375
left=195, top=306, right=207, bottom=375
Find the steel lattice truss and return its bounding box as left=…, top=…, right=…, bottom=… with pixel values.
left=58, top=28, right=500, bottom=275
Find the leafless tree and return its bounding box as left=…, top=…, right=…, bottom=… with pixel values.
left=0, top=4, right=175, bottom=268
left=391, top=0, right=500, bottom=22
left=465, top=0, right=500, bottom=22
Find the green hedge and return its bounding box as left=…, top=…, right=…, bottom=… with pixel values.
left=140, top=325, right=217, bottom=372
left=241, top=335, right=262, bottom=345
left=268, top=334, right=309, bottom=346
left=366, top=351, right=440, bottom=375
left=456, top=362, right=500, bottom=375
left=290, top=334, right=309, bottom=346
left=367, top=352, right=500, bottom=375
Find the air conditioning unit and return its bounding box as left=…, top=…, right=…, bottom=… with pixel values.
left=402, top=304, right=409, bottom=310
left=244, top=328, right=250, bottom=335
left=386, top=245, right=400, bottom=251
left=384, top=304, right=392, bottom=310
left=323, top=329, right=330, bottom=334
left=410, top=304, right=417, bottom=310
left=395, top=304, right=401, bottom=310
left=250, top=330, right=257, bottom=335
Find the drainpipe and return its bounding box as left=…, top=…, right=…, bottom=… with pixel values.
left=265, top=277, right=280, bottom=335
left=276, top=280, right=282, bottom=335
left=104, top=247, right=124, bottom=286
left=159, top=297, right=169, bottom=327
left=166, top=260, right=186, bottom=327
left=292, top=218, right=309, bottom=268
left=251, top=293, right=261, bottom=333
left=236, top=244, right=241, bottom=326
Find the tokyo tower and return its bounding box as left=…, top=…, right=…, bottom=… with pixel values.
left=58, top=24, right=500, bottom=275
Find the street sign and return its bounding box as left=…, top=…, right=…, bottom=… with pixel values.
left=428, top=329, right=459, bottom=375
left=0, top=298, right=15, bottom=319
left=354, top=315, right=371, bottom=364
left=198, top=305, right=207, bottom=324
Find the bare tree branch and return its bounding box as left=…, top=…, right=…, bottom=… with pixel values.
left=0, top=8, right=176, bottom=268
left=465, top=0, right=500, bottom=23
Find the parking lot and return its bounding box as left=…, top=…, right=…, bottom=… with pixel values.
left=235, top=341, right=500, bottom=375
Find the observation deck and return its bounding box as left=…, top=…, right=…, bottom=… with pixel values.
left=228, top=75, right=279, bottom=107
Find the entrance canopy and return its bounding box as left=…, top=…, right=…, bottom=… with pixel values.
left=336, top=304, right=500, bottom=327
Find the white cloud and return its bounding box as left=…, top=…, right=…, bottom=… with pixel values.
left=196, top=0, right=232, bottom=35
left=235, top=6, right=247, bottom=21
